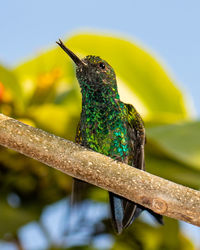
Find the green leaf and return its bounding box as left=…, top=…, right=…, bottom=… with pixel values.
left=28, top=103, right=79, bottom=139
left=14, top=45, right=72, bottom=78
left=0, top=64, right=23, bottom=109
left=14, top=32, right=190, bottom=123
left=14, top=45, right=78, bottom=109
left=146, top=153, right=200, bottom=190
left=146, top=121, right=200, bottom=170
left=14, top=46, right=76, bottom=88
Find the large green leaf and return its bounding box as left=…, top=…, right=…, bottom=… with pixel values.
left=14, top=33, right=190, bottom=123
left=146, top=121, right=200, bottom=170
left=14, top=46, right=74, bottom=81
left=13, top=47, right=78, bottom=112
left=146, top=153, right=200, bottom=190
left=28, top=103, right=79, bottom=139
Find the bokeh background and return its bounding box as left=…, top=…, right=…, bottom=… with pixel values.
left=0, top=1, right=200, bottom=249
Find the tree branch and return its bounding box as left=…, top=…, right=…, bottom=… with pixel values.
left=0, top=113, right=199, bottom=227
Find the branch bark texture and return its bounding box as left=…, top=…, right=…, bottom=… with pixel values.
left=0, top=113, right=199, bottom=227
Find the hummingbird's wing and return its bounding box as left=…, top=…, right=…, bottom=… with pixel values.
left=122, top=103, right=163, bottom=229
left=120, top=103, right=146, bottom=229
left=108, top=103, right=146, bottom=233
left=125, top=103, right=146, bottom=170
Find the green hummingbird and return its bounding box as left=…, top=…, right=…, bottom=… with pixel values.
left=56, top=39, right=163, bottom=234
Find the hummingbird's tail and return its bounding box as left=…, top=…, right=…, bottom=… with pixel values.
left=109, top=192, right=163, bottom=234
left=109, top=192, right=124, bottom=234
left=71, top=178, right=91, bottom=204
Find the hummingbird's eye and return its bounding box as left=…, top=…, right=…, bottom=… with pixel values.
left=99, top=62, right=105, bottom=69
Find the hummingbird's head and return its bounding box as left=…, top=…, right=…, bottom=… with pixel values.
left=56, top=39, right=119, bottom=99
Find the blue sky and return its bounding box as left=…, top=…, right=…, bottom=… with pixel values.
left=0, top=0, right=200, bottom=116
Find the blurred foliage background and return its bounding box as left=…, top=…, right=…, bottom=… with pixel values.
left=0, top=33, right=200, bottom=250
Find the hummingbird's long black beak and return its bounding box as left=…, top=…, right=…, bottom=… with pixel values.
left=56, top=39, right=84, bottom=66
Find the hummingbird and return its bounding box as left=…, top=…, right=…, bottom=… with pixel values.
left=56, top=39, right=163, bottom=234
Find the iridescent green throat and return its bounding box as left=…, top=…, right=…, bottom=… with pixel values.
left=79, top=82, right=130, bottom=161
